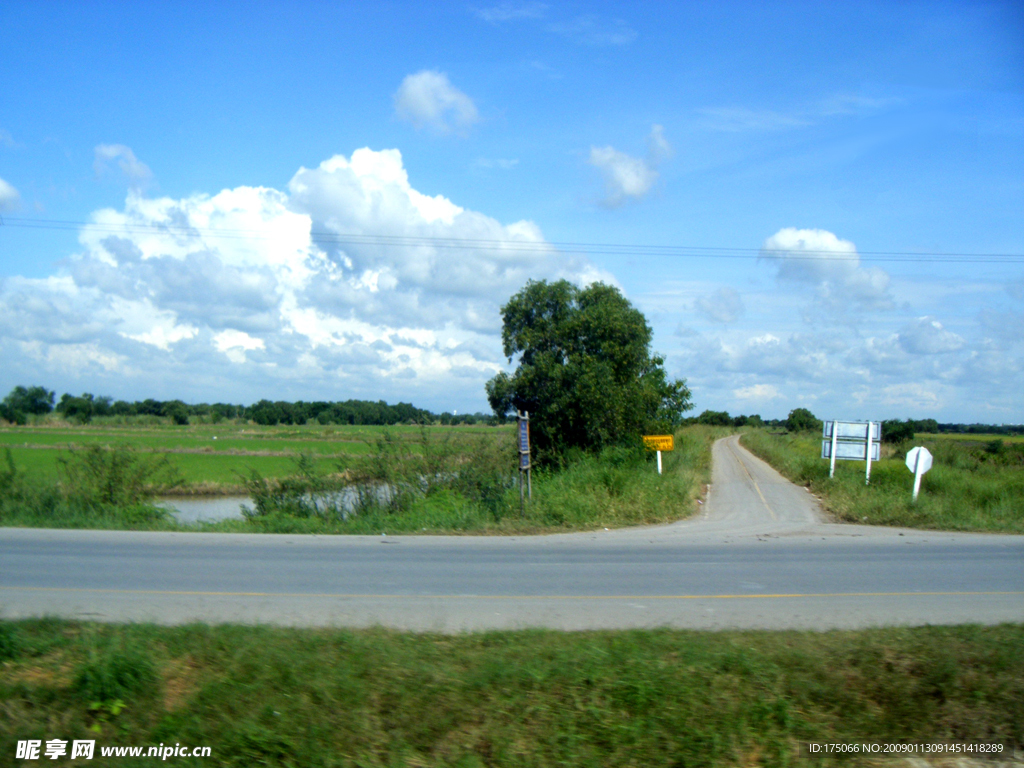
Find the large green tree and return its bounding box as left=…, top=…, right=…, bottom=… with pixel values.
left=486, top=280, right=691, bottom=460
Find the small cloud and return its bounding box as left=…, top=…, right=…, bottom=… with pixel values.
left=695, top=287, right=744, bottom=324
left=588, top=125, right=671, bottom=207
left=733, top=384, right=782, bottom=402
left=0, top=129, right=18, bottom=149
left=471, top=1, right=547, bottom=22
left=897, top=317, right=965, bottom=355
left=214, top=329, right=266, bottom=364
left=394, top=70, right=480, bottom=135
left=475, top=157, right=520, bottom=170
left=93, top=144, right=153, bottom=190
left=674, top=324, right=699, bottom=337
left=646, top=124, right=673, bottom=164
left=0, top=176, right=21, bottom=211
left=548, top=15, right=637, bottom=46
left=589, top=147, right=656, bottom=206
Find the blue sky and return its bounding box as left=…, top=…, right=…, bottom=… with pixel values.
left=1, top=1, right=1022, bottom=422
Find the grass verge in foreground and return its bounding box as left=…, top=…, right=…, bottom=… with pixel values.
left=740, top=429, right=1024, bottom=534
left=1, top=620, right=1021, bottom=767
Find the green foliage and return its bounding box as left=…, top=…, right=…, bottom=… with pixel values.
left=1, top=385, right=55, bottom=424
left=57, top=444, right=183, bottom=507
left=882, top=419, right=916, bottom=443
left=74, top=635, right=156, bottom=702
left=486, top=280, right=692, bottom=461
left=785, top=407, right=822, bottom=434
left=697, top=409, right=732, bottom=426
left=0, top=622, right=22, bottom=661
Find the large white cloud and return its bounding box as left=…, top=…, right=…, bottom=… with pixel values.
left=394, top=71, right=479, bottom=134
left=0, top=148, right=612, bottom=408
left=760, top=227, right=893, bottom=310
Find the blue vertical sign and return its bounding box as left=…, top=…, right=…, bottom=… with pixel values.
left=518, top=415, right=530, bottom=469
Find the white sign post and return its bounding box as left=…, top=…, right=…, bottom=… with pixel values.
left=905, top=446, right=933, bottom=502
left=822, top=421, right=880, bottom=483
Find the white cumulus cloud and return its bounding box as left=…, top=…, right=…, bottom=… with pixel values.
left=760, top=227, right=893, bottom=310
left=394, top=71, right=480, bottom=134
left=0, top=148, right=612, bottom=409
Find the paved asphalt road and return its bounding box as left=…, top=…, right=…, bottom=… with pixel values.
left=2, top=436, right=1021, bottom=631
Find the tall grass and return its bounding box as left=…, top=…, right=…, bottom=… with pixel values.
left=214, top=425, right=722, bottom=534
left=741, top=429, right=1024, bottom=533
left=0, top=446, right=178, bottom=530
left=2, top=619, right=1021, bottom=767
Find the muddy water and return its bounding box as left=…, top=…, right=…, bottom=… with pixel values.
left=158, top=497, right=250, bottom=524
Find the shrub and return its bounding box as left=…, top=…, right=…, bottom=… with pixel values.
left=57, top=444, right=183, bottom=506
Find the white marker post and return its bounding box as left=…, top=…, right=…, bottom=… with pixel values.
left=905, top=446, right=933, bottom=502
left=865, top=421, right=873, bottom=485
left=656, top=450, right=662, bottom=475
left=829, top=425, right=839, bottom=479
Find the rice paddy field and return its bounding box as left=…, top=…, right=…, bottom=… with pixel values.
left=0, top=421, right=503, bottom=492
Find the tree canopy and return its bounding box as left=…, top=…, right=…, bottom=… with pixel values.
left=785, top=407, right=823, bottom=433
left=485, top=280, right=692, bottom=460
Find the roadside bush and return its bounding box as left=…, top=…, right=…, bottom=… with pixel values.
left=57, top=444, right=183, bottom=507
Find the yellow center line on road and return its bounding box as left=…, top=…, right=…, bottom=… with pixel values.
left=729, top=438, right=777, bottom=521
left=2, top=586, right=1022, bottom=600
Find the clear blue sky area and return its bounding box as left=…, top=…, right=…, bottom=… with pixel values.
left=1, top=1, right=1022, bottom=422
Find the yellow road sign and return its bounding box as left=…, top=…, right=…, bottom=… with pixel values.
left=642, top=435, right=674, bottom=451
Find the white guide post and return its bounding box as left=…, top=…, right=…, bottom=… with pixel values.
left=829, top=423, right=838, bottom=478
left=905, top=446, right=933, bottom=503
left=865, top=421, right=873, bottom=485
left=657, top=450, right=662, bottom=475
left=912, top=451, right=923, bottom=502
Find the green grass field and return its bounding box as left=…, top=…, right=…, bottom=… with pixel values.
left=741, top=429, right=1024, bottom=534
left=0, top=422, right=501, bottom=492
left=1, top=619, right=1020, bottom=767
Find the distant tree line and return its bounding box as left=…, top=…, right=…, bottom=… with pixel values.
left=0, top=384, right=497, bottom=427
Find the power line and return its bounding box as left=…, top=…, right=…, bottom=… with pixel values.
left=2, top=216, right=1023, bottom=264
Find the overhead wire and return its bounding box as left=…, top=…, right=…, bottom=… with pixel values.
left=2, top=216, right=1023, bottom=264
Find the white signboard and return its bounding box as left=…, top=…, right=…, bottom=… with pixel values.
left=821, top=441, right=881, bottom=461
left=905, top=446, right=933, bottom=502
left=822, top=419, right=880, bottom=483
left=823, top=421, right=881, bottom=441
